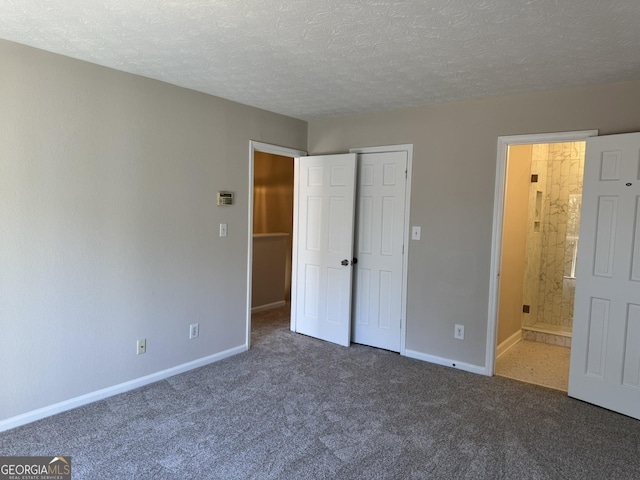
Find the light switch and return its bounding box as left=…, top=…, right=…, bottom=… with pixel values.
left=411, top=226, right=421, bottom=240
left=219, top=223, right=228, bottom=237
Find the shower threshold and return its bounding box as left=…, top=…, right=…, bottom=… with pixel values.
left=522, top=323, right=572, bottom=347
left=523, top=322, right=572, bottom=337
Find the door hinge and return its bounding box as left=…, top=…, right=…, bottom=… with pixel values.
left=405, top=169, right=408, bottom=179
left=531, top=174, right=538, bottom=183
left=523, top=304, right=530, bottom=313
left=402, top=244, right=404, bottom=254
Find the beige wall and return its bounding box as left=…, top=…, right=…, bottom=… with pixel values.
left=497, top=145, right=531, bottom=345
left=252, top=234, right=289, bottom=308
left=308, top=79, right=640, bottom=369
left=253, top=152, right=294, bottom=235
left=0, top=39, right=307, bottom=424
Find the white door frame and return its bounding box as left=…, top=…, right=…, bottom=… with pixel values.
left=486, top=130, right=598, bottom=375
left=350, top=144, right=413, bottom=355
left=246, top=141, right=307, bottom=349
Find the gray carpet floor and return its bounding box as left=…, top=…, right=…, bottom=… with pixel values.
left=1, top=304, right=639, bottom=479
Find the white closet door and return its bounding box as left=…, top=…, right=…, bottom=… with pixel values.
left=352, top=151, right=407, bottom=352
left=292, top=154, right=357, bottom=346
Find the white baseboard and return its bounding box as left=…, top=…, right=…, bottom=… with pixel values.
left=496, top=330, right=522, bottom=359
left=251, top=300, right=286, bottom=313
left=404, top=349, right=488, bottom=376
left=0, top=344, right=248, bottom=433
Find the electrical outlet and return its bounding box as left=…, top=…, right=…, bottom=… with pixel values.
left=189, top=323, right=199, bottom=339
left=454, top=324, right=465, bottom=340
left=137, top=339, right=146, bottom=355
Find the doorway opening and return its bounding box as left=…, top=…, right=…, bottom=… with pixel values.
left=246, top=142, right=307, bottom=349
left=486, top=130, right=598, bottom=386
left=495, top=141, right=585, bottom=391
left=252, top=151, right=294, bottom=311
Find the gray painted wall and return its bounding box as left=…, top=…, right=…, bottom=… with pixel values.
left=0, top=40, right=307, bottom=422
left=308, top=80, right=640, bottom=369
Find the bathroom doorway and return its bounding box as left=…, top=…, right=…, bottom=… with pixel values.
left=494, top=140, right=586, bottom=391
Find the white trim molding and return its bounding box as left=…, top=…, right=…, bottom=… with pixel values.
left=0, top=345, right=247, bottom=433
left=486, top=130, right=598, bottom=376
left=251, top=300, right=286, bottom=313
left=496, top=330, right=522, bottom=359
left=405, top=349, right=488, bottom=376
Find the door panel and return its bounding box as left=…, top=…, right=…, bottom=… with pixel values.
left=585, top=297, right=609, bottom=378
left=569, top=132, right=640, bottom=420
left=292, top=154, right=357, bottom=346
left=593, top=196, right=617, bottom=277
left=352, top=151, right=407, bottom=352
left=632, top=196, right=640, bottom=281
left=622, top=304, right=640, bottom=388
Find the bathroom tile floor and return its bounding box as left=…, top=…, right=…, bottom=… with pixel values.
left=496, top=340, right=570, bottom=392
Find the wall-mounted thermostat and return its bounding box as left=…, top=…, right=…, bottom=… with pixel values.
left=217, top=191, right=234, bottom=206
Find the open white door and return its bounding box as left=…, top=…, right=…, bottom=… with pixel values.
left=291, top=154, right=357, bottom=346
left=569, top=132, right=640, bottom=420
left=352, top=151, right=407, bottom=352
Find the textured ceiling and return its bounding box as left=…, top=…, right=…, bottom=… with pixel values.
left=1, top=1, right=640, bottom=120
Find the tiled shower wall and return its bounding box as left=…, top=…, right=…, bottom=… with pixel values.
left=522, top=142, right=584, bottom=331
